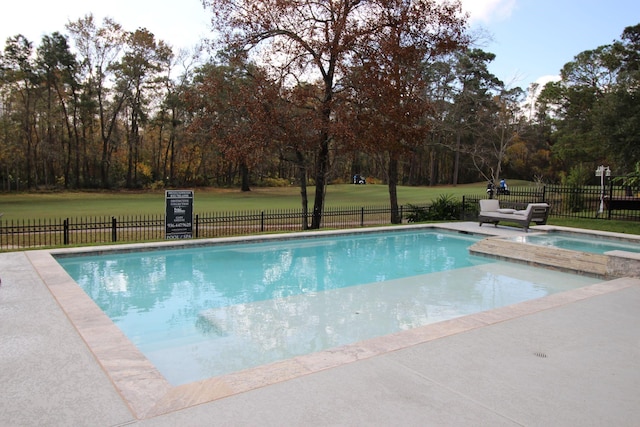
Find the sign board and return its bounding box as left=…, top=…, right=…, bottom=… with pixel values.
left=165, top=190, right=194, bottom=239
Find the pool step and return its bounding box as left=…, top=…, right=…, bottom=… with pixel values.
left=469, top=238, right=640, bottom=279
left=469, top=238, right=608, bottom=276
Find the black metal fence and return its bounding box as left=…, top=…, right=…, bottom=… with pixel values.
left=462, top=184, right=640, bottom=221
left=0, top=204, right=415, bottom=251
left=1, top=184, right=638, bottom=251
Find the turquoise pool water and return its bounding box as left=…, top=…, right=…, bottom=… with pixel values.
left=57, top=229, right=599, bottom=385
left=510, top=232, right=640, bottom=255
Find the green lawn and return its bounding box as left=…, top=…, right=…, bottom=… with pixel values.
left=1, top=183, right=639, bottom=236
left=0, top=183, right=487, bottom=221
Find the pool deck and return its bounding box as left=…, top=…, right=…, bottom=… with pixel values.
left=2, top=222, right=640, bottom=426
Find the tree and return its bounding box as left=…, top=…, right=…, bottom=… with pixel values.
left=475, top=87, right=525, bottom=182
left=115, top=28, right=172, bottom=188
left=151, top=47, right=201, bottom=187
left=532, top=23, right=640, bottom=180
left=36, top=32, right=81, bottom=188
left=66, top=15, right=127, bottom=188
left=184, top=58, right=280, bottom=191
left=420, top=58, right=459, bottom=185
left=447, top=49, right=503, bottom=183
left=600, top=24, right=640, bottom=172
left=1, top=35, right=40, bottom=188
left=345, top=0, right=468, bottom=223
left=536, top=43, right=623, bottom=175
left=204, top=0, right=369, bottom=228
left=280, top=83, right=326, bottom=227
left=204, top=0, right=468, bottom=228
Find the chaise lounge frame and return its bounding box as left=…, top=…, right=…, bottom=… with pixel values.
left=478, top=199, right=550, bottom=232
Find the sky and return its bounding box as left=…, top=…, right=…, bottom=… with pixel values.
left=1, top=0, right=639, bottom=90
left=468, top=0, right=640, bottom=89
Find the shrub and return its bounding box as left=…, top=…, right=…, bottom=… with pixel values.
left=406, top=194, right=461, bottom=222
left=259, top=177, right=291, bottom=187
left=148, top=180, right=165, bottom=190
left=405, top=204, right=430, bottom=222
left=427, top=194, right=461, bottom=220
left=613, top=161, right=640, bottom=195
left=561, top=164, right=591, bottom=187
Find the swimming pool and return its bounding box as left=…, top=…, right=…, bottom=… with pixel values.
left=56, top=229, right=600, bottom=385
left=507, top=231, right=640, bottom=254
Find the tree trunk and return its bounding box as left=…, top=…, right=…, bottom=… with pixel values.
left=311, top=140, right=328, bottom=229
left=429, top=148, right=436, bottom=186
left=452, top=131, right=460, bottom=186
left=100, top=141, right=110, bottom=189
left=311, top=134, right=330, bottom=229
left=388, top=156, right=401, bottom=224
left=296, top=150, right=309, bottom=230
left=126, top=116, right=135, bottom=188
left=240, top=162, right=251, bottom=192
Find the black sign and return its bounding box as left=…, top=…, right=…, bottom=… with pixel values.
left=165, top=190, right=194, bottom=239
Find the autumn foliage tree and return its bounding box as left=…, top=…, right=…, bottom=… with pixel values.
left=184, top=59, right=282, bottom=191
left=204, top=0, right=468, bottom=227
left=2, top=9, right=639, bottom=210
left=203, top=0, right=370, bottom=228
left=345, top=0, right=468, bottom=223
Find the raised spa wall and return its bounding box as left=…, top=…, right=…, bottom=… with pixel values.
left=469, top=233, right=640, bottom=280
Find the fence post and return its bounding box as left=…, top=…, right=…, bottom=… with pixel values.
left=261, top=211, right=265, bottom=232
left=111, top=217, right=117, bottom=242
left=607, top=181, right=614, bottom=220
left=360, top=207, right=364, bottom=227
left=63, top=218, right=69, bottom=245
left=461, top=196, right=466, bottom=220
left=542, top=185, right=546, bottom=203
left=195, top=214, right=199, bottom=238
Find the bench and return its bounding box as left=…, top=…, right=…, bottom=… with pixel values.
left=478, top=199, right=550, bottom=232
left=604, top=197, right=640, bottom=211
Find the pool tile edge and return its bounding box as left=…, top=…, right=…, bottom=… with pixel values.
left=25, top=250, right=173, bottom=419
left=26, top=239, right=640, bottom=420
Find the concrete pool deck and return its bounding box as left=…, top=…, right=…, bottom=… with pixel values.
left=1, top=222, right=640, bottom=426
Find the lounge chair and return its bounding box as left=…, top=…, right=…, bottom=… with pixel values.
left=478, top=199, right=550, bottom=231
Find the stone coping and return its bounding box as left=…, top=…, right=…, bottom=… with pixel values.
left=470, top=225, right=640, bottom=278
left=24, top=223, right=640, bottom=419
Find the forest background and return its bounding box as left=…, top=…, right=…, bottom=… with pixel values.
left=1, top=1, right=639, bottom=228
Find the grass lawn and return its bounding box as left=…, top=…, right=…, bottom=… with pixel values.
left=1, top=182, right=638, bottom=236
left=0, top=183, right=488, bottom=221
